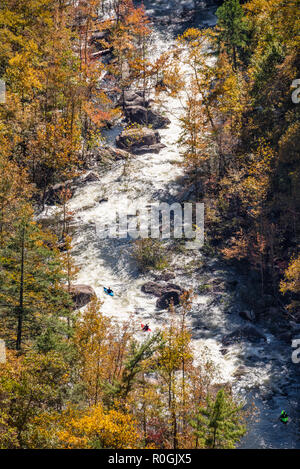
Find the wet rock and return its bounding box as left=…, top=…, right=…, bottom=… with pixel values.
left=132, top=143, right=166, bottom=155
left=277, top=331, right=293, bottom=344
left=154, top=272, right=176, bottom=282
left=207, top=277, right=228, bottom=292
left=222, top=326, right=266, bottom=346
left=156, top=290, right=181, bottom=309
left=141, top=281, right=163, bottom=297
left=141, top=282, right=185, bottom=309
left=116, top=127, right=166, bottom=154
left=93, top=145, right=130, bottom=164
left=125, top=105, right=171, bottom=129
left=121, top=91, right=150, bottom=108
left=68, top=284, right=96, bottom=308
left=141, top=282, right=182, bottom=297
left=239, top=310, right=256, bottom=322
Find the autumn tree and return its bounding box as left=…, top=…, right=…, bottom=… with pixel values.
left=0, top=350, right=69, bottom=448
left=31, top=403, right=141, bottom=449
left=280, top=255, right=300, bottom=316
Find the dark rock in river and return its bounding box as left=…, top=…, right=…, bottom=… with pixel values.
left=91, top=145, right=130, bottom=164
left=99, top=197, right=108, bottom=204
left=141, top=282, right=185, bottom=309
left=68, top=284, right=96, bottom=309
left=125, top=105, right=171, bottom=129
left=239, top=310, right=256, bottom=322
left=142, top=282, right=182, bottom=297
left=120, top=90, right=151, bottom=108
left=116, top=127, right=166, bottom=154
left=154, top=271, right=176, bottom=282
left=156, top=290, right=181, bottom=309
left=142, top=281, right=164, bottom=297
left=222, top=325, right=266, bottom=345
left=277, top=330, right=293, bottom=344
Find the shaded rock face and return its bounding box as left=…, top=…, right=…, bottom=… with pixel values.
left=239, top=310, right=256, bottom=322
left=120, top=91, right=170, bottom=129
left=277, top=331, right=293, bottom=344
left=142, top=282, right=182, bottom=296
left=222, top=326, right=266, bottom=346
left=141, top=282, right=184, bottom=310
left=121, top=90, right=151, bottom=108
left=116, top=127, right=166, bottom=154
left=141, top=282, right=164, bottom=297
left=68, top=284, right=96, bottom=308
left=156, top=290, right=181, bottom=309
left=125, top=106, right=171, bottom=129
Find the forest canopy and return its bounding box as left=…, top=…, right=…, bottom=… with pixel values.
left=0, top=0, right=299, bottom=450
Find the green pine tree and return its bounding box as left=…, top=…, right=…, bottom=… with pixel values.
left=191, top=388, right=246, bottom=448
left=216, top=0, right=247, bottom=69
left=119, top=332, right=162, bottom=399
left=0, top=205, right=73, bottom=351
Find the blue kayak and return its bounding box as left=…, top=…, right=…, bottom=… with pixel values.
left=104, top=287, right=114, bottom=297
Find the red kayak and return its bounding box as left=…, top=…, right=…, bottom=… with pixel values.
left=141, top=324, right=151, bottom=332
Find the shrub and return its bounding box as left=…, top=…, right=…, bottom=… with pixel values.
left=132, top=239, right=168, bottom=272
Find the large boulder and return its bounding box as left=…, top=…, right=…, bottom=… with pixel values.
left=141, top=281, right=184, bottom=310
left=142, top=282, right=182, bottom=297
left=116, top=127, right=166, bottom=154
left=154, top=271, right=176, bottom=282
left=239, top=310, right=256, bottom=322
left=121, top=91, right=150, bottom=108
left=156, top=290, right=181, bottom=309
left=90, top=145, right=130, bottom=165
left=222, top=326, right=266, bottom=346
left=68, top=284, right=96, bottom=309
left=125, top=105, right=171, bottom=129
left=141, top=282, right=164, bottom=297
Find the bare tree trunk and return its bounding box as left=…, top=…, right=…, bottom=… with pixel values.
left=16, top=226, right=25, bottom=351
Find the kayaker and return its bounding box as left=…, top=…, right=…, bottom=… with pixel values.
left=279, top=410, right=288, bottom=424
